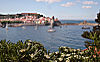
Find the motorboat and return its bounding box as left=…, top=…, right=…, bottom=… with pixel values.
left=22, top=26, right=26, bottom=29
left=82, top=26, right=90, bottom=29
left=48, top=28, right=56, bottom=32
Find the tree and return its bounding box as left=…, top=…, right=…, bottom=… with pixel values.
left=95, top=11, right=100, bottom=24
left=82, top=10, right=100, bottom=61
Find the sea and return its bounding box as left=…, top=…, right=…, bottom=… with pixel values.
left=61, top=20, right=96, bottom=23
left=0, top=20, right=95, bottom=52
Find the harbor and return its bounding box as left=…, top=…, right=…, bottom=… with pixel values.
left=0, top=0, right=100, bottom=61
left=0, top=24, right=91, bottom=52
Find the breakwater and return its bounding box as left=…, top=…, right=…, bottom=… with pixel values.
left=61, top=23, right=98, bottom=26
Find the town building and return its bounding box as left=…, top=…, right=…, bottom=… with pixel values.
left=0, top=13, right=44, bottom=23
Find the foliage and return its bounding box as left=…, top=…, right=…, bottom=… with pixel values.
left=47, top=46, right=90, bottom=62
left=82, top=27, right=100, bottom=62
left=0, top=40, right=47, bottom=62
left=82, top=31, right=100, bottom=60
left=82, top=11, right=100, bottom=62
left=0, top=39, right=99, bottom=62
left=95, top=12, right=100, bottom=24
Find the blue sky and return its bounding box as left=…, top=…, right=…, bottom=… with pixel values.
left=0, top=0, right=100, bottom=20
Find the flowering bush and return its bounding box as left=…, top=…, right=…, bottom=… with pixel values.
left=0, top=39, right=99, bottom=62
left=0, top=40, right=47, bottom=62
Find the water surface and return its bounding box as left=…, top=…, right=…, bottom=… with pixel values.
left=0, top=25, right=92, bottom=52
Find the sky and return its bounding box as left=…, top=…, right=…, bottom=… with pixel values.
left=0, top=0, right=100, bottom=20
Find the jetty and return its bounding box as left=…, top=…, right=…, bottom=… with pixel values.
left=61, top=21, right=98, bottom=26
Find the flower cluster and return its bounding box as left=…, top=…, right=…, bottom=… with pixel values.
left=0, top=40, right=99, bottom=62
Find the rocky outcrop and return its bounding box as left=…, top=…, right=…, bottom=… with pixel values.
left=78, top=22, right=98, bottom=26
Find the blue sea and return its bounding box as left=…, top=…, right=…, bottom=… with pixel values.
left=60, top=20, right=96, bottom=24
left=0, top=20, right=94, bottom=52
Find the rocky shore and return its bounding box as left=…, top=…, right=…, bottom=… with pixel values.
left=61, top=21, right=98, bottom=26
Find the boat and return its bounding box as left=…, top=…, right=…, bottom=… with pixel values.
left=22, top=26, right=26, bottom=29
left=5, top=24, right=8, bottom=30
left=34, top=24, right=38, bottom=30
left=2, top=23, right=6, bottom=28
left=82, top=26, right=90, bottom=29
left=48, top=28, right=56, bottom=32
left=48, top=16, right=56, bottom=32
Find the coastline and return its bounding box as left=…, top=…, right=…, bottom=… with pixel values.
left=61, top=22, right=98, bottom=26
left=0, top=22, right=98, bottom=27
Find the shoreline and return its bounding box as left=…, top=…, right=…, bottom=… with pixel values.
left=61, top=22, right=98, bottom=26
left=0, top=22, right=98, bottom=27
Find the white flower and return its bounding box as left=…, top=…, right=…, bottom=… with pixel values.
left=55, top=52, right=59, bottom=54
left=61, top=54, right=65, bottom=57
left=73, top=49, right=76, bottom=52
left=49, top=53, right=52, bottom=55
left=80, top=52, right=84, bottom=55
left=54, top=60, right=57, bottom=62
left=44, top=55, right=50, bottom=59
left=58, top=58, right=63, bottom=61
left=19, top=49, right=26, bottom=52
left=61, top=46, right=66, bottom=49
left=77, top=49, right=81, bottom=51
left=29, top=40, right=32, bottom=42
left=72, top=53, right=76, bottom=55
left=22, top=55, right=25, bottom=58
left=82, top=56, right=84, bottom=57
left=68, top=56, right=72, bottom=59
left=28, top=43, right=31, bottom=45
left=74, top=55, right=76, bottom=57
left=64, top=49, right=68, bottom=52
left=69, top=49, right=73, bottom=52
left=74, top=55, right=78, bottom=57
left=30, top=54, right=34, bottom=58
left=82, top=57, right=85, bottom=59
left=61, top=53, right=64, bottom=55
left=76, top=55, right=81, bottom=59
left=66, top=54, right=70, bottom=57
left=66, top=60, right=70, bottom=62
left=85, top=57, right=89, bottom=59
left=63, top=46, right=66, bottom=49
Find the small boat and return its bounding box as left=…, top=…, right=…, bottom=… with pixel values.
left=6, top=24, right=8, bottom=30
left=48, top=16, right=56, bottom=32
left=35, top=25, right=38, bottom=30
left=22, top=26, right=26, bottom=29
left=48, top=28, right=56, bottom=32
left=2, top=23, right=6, bottom=28
left=82, top=26, right=90, bottom=29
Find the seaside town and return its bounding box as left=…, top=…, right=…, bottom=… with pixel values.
left=0, top=0, right=100, bottom=62
left=0, top=13, right=61, bottom=26
left=0, top=12, right=98, bottom=28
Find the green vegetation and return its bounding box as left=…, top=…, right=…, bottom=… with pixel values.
left=0, top=40, right=47, bottom=62
left=0, top=39, right=99, bottom=62
left=82, top=11, right=100, bottom=62
left=95, top=11, right=100, bottom=24
left=82, top=32, right=100, bottom=61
